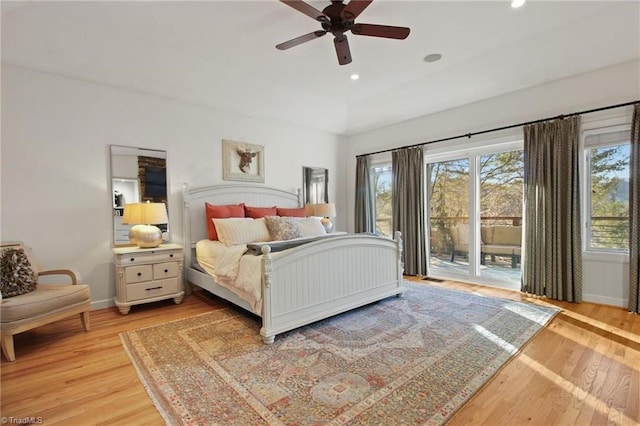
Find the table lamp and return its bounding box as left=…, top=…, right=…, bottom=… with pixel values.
left=122, top=202, right=168, bottom=248
left=313, top=203, right=336, bottom=233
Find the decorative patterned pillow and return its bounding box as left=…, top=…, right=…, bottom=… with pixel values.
left=264, top=216, right=302, bottom=241
left=213, top=218, right=271, bottom=246
left=245, top=205, right=277, bottom=219
left=295, top=217, right=327, bottom=237
left=205, top=202, right=245, bottom=240
left=0, top=247, right=37, bottom=298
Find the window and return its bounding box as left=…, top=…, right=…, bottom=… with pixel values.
left=584, top=129, right=630, bottom=251
left=370, top=163, right=392, bottom=236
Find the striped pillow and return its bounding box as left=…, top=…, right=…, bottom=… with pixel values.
left=213, top=218, right=271, bottom=246
left=295, top=217, right=327, bottom=237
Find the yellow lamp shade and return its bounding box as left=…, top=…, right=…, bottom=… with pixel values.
left=122, top=202, right=168, bottom=247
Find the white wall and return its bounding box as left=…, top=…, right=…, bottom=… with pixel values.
left=3, top=60, right=636, bottom=309
left=1, top=64, right=343, bottom=309
left=344, top=60, right=640, bottom=308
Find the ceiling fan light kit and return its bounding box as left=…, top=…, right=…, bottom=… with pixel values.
left=276, top=0, right=410, bottom=66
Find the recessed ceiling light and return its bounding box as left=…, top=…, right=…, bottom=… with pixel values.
left=350, top=73, right=360, bottom=80
left=423, top=53, right=442, bottom=63
left=511, top=0, right=525, bottom=8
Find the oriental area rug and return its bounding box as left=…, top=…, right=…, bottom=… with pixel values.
left=120, top=283, right=559, bottom=425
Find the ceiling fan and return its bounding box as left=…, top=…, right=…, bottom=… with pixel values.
left=276, top=0, right=410, bottom=66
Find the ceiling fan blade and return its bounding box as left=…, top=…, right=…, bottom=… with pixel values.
left=351, top=23, right=410, bottom=39
left=340, top=0, right=373, bottom=21
left=280, top=0, right=329, bottom=23
left=276, top=30, right=327, bottom=50
left=334, top=35, right=352, bottom=65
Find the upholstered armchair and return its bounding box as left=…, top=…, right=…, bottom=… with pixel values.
left=0, top=242, right=91, bottom=361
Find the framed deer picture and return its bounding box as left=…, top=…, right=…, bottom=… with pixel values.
left=222, top=140, right=265, bottom=183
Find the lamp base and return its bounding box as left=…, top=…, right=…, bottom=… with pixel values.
left=135, top=225, right=163, bottom=248
left=320, top=217, right=334, bottom=233
left=128, top=224, right=146, bottom=245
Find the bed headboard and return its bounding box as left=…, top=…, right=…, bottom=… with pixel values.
left=182, top=183, right=301, bottom=263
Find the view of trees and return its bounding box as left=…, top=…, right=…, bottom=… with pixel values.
left=479, top=151, right=524, bottom=223
left=428, top=159, right=470, bottom=253
left=429, top=159, right=469, bottom=226
left=372, top=165, right=392, bottom=235
left=589, top=144, right=630, bottom=249
left=371, top=143, right=630, bottom=251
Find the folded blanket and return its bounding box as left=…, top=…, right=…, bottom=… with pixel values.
left=246, top=234, right=340, bottom=255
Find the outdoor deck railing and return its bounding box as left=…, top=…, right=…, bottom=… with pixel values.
left=378, top=216, right=628, bottom=251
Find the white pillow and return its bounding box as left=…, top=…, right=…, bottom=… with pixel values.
left=213, top=218, right=271, bottom=246
left=295, top=217, right=327, bottom=238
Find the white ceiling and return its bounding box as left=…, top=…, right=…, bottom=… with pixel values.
left=2, top=1, right=639, bottom=135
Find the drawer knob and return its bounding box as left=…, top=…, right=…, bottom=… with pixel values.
left=137, top=272, right=142, bottom=277
left=170, top=254, right=174, bottom=257
left=164, top=269, right=168, bottom=273
left=130, top=258, right=135, bottom=262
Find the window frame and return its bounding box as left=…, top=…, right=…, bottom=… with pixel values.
left=368, top=158, right=393, bottom=236
left=581, top=124, right=631, bottom=254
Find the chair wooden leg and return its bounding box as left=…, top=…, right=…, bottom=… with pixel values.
left=1, top=332, right=16, bottom=362
left=80, top=311, right=91, bottom=331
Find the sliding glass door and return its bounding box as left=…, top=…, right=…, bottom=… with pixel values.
left=428, top=158, right=470, bottom=279
left=478, top=150, right=523, bottom=283
left=427, top=144, right=523, bottom=288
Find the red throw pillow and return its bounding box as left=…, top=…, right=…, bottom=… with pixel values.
left=245, top=205, right=277, bottom=219
left=276, top=207, right=307, bottom=217
left=205, top=202, right=245, bottom=240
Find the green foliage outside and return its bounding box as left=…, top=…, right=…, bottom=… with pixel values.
left=372, top=165, right=392, bottom=236
left=371, top=144, right=630, bottom=251
left=589, top=145, right=630, bottom=250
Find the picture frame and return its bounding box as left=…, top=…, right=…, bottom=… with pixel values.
left=222, top=139, right=265, bottom=183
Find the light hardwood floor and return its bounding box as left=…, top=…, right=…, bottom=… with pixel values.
left=1, top=278, right=638, bottom=425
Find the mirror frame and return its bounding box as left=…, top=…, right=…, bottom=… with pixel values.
left=110, top=145, right=169, bottom=246
left=302, top=166, right=329, bottom=205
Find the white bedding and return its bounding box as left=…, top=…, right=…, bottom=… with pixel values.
left=195, top=232, right=346, bottom=315
left=195, top=239, right=263, bottom=314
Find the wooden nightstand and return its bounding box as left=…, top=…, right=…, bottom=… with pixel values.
left=112, top=243, right=184, bottom=314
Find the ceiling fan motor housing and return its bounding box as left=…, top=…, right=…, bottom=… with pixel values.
left=320, top=2, right=354, bottom=35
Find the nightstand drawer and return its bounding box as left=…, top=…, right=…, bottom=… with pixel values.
left=119, top=250, right=182, bottom=265
left=153, top=262, right=178, bottom=279
left=126, top=278, right=179, bottom=301
left=125, top=265, right=153, bottom=283
left=120, top=254, right=152, bottom=265
left=152, top=251, right=182, bottom=262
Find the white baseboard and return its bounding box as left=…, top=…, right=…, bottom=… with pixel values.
left=582, top=292, right=627, bottom=309
left=91, top=298, right=115, bottom=311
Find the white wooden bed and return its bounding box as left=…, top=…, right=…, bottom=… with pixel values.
left=182, top=183, right=404, bottom=343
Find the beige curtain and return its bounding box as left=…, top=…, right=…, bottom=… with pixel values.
left=355, top=155, right=375, bottom=233
left=392, top=147, right=426, bottom=275
left=629, top=104, right=640, bottom=313
left=522, top=116, right=582, bottom=302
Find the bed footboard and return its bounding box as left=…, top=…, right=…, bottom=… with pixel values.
left=259, top=232, right=404, bottom=343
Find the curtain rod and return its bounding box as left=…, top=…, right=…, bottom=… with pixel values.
left=356, top=100, right=639, bottom=158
